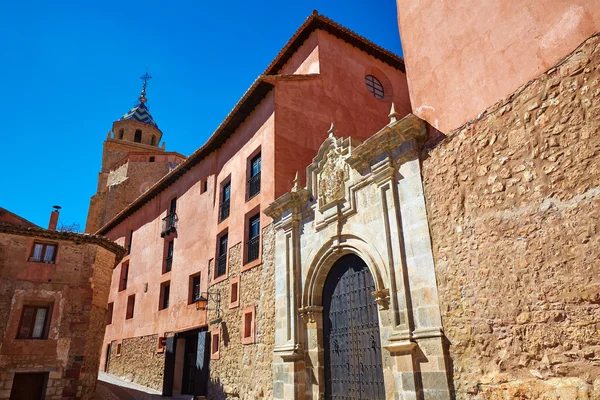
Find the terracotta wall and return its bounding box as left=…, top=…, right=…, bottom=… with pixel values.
left=273, top=30, right=412, bottom=196
left=396, top=0, right=600, bottom=132
left=422, top=34, right=600, bottom=398
left=100, top=93, right=277, bottom=388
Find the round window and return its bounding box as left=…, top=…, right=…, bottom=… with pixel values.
left=365, top=75, right=384, bottom=99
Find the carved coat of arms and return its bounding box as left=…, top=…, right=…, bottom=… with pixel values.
left=318, top=152, right=348, bottom=208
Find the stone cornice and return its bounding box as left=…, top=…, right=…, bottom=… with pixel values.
left=263, top=188, right=311, bottom=220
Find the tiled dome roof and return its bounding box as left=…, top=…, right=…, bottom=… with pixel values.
left=119, top=102, right=158, bottom=128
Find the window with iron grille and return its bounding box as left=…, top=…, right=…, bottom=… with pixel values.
left=248, top=153, right=261, bottom=199
left=17, top=305, right=51, bottom=339
left=29, top=243, right=57, bottom=263
left=247, top=214, right=260, bottom=262
left=165, top=240, right=174, bottom=273
left=220, top=182, right=231, bottom=222
left=365, top=75, right=384, bottom=99
left=216, top=234, right=228, bottom=277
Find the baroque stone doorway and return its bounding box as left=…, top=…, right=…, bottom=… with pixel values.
left=323, top=254, right=385, bottom=400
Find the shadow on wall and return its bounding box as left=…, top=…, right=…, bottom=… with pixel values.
left=207, top=377, right=230, bottom=400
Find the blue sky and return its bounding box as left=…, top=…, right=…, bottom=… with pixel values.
left=0, top=0, right=403, bottom=229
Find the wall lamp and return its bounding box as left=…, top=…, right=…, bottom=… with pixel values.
left=196, top=291, right=221, bottom=317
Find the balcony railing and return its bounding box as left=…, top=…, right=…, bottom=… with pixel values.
left=219, top=199, right=230, bottom=222
left=247, top=235, right=260, bottom=262
left=248, top=172, right=261, bottom=199
left=161, top=213, right=178, bottom=237
left=165, top=256, right=173, bottom=273
left=216, top=254, right=227, bottom=277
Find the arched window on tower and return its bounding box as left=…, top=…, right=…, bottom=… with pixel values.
left=134, top=130, right=142, bottom=143
left=118, top=129, right=124, bottom=140
left=151, top=135, right=156, bottom=146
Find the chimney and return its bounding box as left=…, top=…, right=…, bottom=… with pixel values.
left=48, top=205, right=61, bottom=231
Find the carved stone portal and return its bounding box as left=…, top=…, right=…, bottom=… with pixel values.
left=317, top=151, right=348, bottom=210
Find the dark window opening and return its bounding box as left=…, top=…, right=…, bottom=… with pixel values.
left=127, top=230, right=133, bottom=255
left=216, top=234, right=228, bottom=278
left=248, top=153, right=261, bottom=199
left=247, top=213, right=261, bottom=262
left=165, top=240, right=174, bottom=273
left=119, top=262, right=129, bottom=291
left=365, top=75, right=384, bottom=99
left=151, top=135, right=156, bottom=146
left=126, top=295, right=135, bottom=319
left=191, top=275, right=201, bottom=303
left=107, top=302, right=114, bottom=325
left=134, top=129, right=142, bottom=143
left=29, top=242, right=57, bottom=263
left=160, top=283, right=170, bottom=310
left=220, top=181, right=231, bottom=222
left=118, top=129, right=124, bottom=140
left=17, top=306, right=50, bottom=339
left=149, top=156, right=155, bottom=162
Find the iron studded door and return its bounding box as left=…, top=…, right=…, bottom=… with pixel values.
left=323, top=254, right=385, bottom=400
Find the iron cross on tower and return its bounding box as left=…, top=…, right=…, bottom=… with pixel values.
left=139, top=71, right=152, bottom=103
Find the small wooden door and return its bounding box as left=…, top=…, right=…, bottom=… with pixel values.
left=10, top=373, right=47, bottom=400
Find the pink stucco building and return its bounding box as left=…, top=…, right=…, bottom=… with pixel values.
left=92, top=12, right=411, bottom=398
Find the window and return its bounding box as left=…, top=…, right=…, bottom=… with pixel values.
left=220, top=181, right=231, bottom=222
left=116, top=342, right=122, bottom=356
left=118, top=129, right=124, bottom=140
left=29, top=243, right=57, bottom=263
left=164, top=240, right=174, bottom=273
left=161, top=198, right=178, bottom=237
left=126, top=230, right=133, bottom=255
left=190, top=274, right=201, bottom=304
left=241, top=305, right=255, bottom=344
left=119, top=262, right=129, bottom=291
left=134, top=129, right=142, bottom=143
left=229, top=276, right=240, bottom=309
left=247, top=213, right=260, bottom=263
left=211, top=328, right=220, bottom=359
left=169, top=197, right=177, bottom=215
left=17, top=305, right=51, bottom=339
left=201, top=179, right=208, bottom=194
left=107, top=302, right=114, bottom=325
left=216, top=234, right=228, bottom=278
left=149, top=156, right=155, bottom=162
left=151, top=135, right=156, bottom=146
left=159, top=282, right=170, bottom=310
left=365, top=75, right=384, bottom=99
left=126, top=294, right=135, bottom=319
left=248, top=153, right=261, bottom=199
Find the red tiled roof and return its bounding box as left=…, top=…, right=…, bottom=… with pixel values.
left=96, top=12, right=405, bottom=235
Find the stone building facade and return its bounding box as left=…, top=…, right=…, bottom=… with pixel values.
left=421, top=33, right=600, bottom=399
left=92, top=12, right=412, bottom=399
left=265, top=113, right=451, bottom=400
left=0, top=210, right=124, bottom=400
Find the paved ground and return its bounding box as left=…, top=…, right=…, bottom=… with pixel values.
left=94, top=373, right=193, bottom=400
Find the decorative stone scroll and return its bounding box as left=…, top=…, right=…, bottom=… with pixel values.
left=298, top=305, right=323, bottom=323
left=317, top=151, right=348, bottom=209
left=372, top=288, right=390, bottom=310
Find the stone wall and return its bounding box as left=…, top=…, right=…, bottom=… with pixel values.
left=207, top=224, right=275, bottom=400
left=422, top=33, right=600, bottom=398
left=107, top=334, right=165, bottom=391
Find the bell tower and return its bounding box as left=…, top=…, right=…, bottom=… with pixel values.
left=85, top=73, right=185, bottom=233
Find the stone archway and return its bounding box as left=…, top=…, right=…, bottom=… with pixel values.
left=322, top=254, right=385, bottom=400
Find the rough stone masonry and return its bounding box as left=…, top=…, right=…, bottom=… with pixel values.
left=422, top=33, right=600, bottom=399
